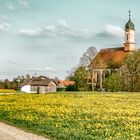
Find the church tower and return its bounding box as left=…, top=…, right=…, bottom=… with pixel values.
left=124, top=11, right=135, bottom=52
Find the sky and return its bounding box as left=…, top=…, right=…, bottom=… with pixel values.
left=0, top=0, right=140, bottom=80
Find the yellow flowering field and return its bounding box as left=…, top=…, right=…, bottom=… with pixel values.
left=0, top=89, right=16, bottom=93
left=0, top=93, right=140, bottom=140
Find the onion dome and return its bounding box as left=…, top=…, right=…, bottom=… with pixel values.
left=125, top=11, right=135, bottom=31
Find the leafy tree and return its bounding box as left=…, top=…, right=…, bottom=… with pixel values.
left=3, top=83, right=8, bottom=89
left=25, top=74, right=31, bottom=80
left=73, top=67, right=89, bottom=91
left=122, top=50, right=140, bottom=92
left=2, top=79, right=10, bottom=89
left=104, top=73, right=121, bottom=92
left=12, top=81, right=18, bottom=90
left=65, top=85, right=77, bottom=91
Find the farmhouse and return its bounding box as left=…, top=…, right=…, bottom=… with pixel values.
left=21, top=76, right=57, bottom=93
left=90, top=11, right=136, bottom=90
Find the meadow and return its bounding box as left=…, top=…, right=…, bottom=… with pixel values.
left=0, top=89, right=16, bottom=93
left=0, top=92, right=140, bottom=140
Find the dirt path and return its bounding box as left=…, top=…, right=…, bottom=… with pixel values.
left=0, top=122, right=50, bottom=140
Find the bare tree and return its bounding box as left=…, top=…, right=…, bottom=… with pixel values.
left=79, top=46, right=98, bottom=67
left=66, top=46, right=98, bottom=91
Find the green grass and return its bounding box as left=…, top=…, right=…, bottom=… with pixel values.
left=0, top=92, right=140, bottom=140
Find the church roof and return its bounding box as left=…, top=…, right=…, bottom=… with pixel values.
left=90, top=47, right=129, bottom=69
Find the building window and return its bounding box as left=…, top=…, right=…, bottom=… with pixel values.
left=127, top=34, right=128, bottom=40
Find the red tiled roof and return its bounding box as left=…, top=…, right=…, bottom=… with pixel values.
left=90, top=47, right=129, bottom=69
left=59, top=80, right=75, bottom=87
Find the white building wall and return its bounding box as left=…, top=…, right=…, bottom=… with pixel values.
left=30, top=86, right=38, bottom=93
left=21, top=85, right=31, bottom=93
left=47, top=82, right=57, bottom=92
left=39, top=86, right=46, bottom=94
left=125, top=30, right=135, bottom=43
left=21, top=82, right=57, bottom=94
left=31, top=86, right=47, bottom=94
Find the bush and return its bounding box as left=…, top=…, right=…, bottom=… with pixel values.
left=104, top=73, right=121, bottom=92
left=65, top=85, right=77, bottom=91
left=3, top=83, right=8, bottom=89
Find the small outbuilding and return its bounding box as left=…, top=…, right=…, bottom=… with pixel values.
left=21, top=76, right=57, bottom=94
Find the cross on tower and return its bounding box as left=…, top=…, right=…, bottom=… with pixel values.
left=129, top=10, right=131, bottom=19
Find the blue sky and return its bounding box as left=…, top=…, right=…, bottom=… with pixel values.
left=0, top=0, right=140, bottom=80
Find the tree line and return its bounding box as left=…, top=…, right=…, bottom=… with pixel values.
left=0, top=74, right=32, bottom=90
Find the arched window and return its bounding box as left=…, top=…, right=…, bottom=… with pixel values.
left=125, top=33, right=128, bottom=41
left=127, top=33, right=128, bottom=40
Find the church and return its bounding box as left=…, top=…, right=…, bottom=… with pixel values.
left=90, top=11, right=136, bottom=91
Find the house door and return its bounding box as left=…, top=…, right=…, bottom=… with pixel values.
left=37, top=87, right=40, bottom=94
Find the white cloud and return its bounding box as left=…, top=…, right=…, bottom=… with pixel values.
left=0, top=23, right=11, bottom=32
left=27, top=67, right=55, bottom=72
left=57, top=20, right=69, bottom=27
left=1, top=15, right=9, bottom=20
left=104, top=24, right=123, bottom=37
left=19, top=28, right=43, bottom=36
left=58, top=28, right=91, bottom=39
left=18, top=0, right=29, bottom=8
left=19, top=21, right=124, bottom=42
left=4, top=60, right=18, bottom=65
left=19, top=20, right=92, bottom=39
left=6, top=2, right=15, bottom=11
left=44, top=67, right=54, bottom=71
left=44, top=25, right=57, bottom=32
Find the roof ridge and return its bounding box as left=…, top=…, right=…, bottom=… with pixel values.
left=100, top=47, right=123, bottom=50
